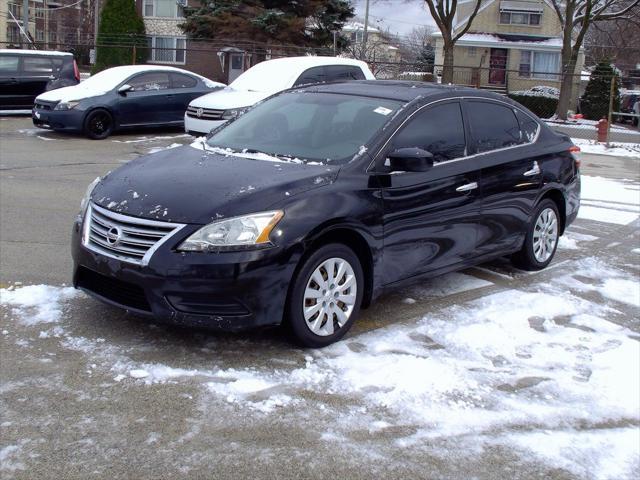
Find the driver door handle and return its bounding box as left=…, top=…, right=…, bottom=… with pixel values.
left=523, top=161, right=541, bottom=176
left=456, top=182, right=478, bottom=192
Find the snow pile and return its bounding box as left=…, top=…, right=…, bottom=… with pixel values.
left=147, top=143, right=182, bottom=154
left=511, top=85, right=560, bottom=99
left=579, top=175, right=640, bottom=225
left=0, top=285, right=80, bottom=326
left=572, top=138, right=640, bottom=158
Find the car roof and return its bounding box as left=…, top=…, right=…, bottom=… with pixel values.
left=0, top=48, right=73, bottom=57
left=257, top=56, right=370, bottom=71
left=296, top=80, right=511, bottom=103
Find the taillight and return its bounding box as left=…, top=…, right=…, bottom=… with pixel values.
left=73, top=60, right=80, bottom=82
left=569, top=145, right=581, bottom=168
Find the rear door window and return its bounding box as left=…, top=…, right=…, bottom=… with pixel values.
left=325, top=65, right=366, bottom=81
left=0, top=55, right=19, bottom=73
left=293, top=66, right=326, bottom=86
left=171, top=72, right=197, bottom=88
left=466, top=101, right=522, bottom=153
left=391, top=101, right=467, bottom=163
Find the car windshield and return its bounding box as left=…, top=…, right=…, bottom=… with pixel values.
left=206, top=92, right=403, bottom=164
left=229, top=61, right=302, bottom=93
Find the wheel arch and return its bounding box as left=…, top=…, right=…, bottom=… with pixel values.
left=288, top=223, right=376, bottom=311
left=537, top=188, right=567, bottom=235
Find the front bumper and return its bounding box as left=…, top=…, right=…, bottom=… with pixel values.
left=32, top=107, right=84, bottom=132
left=184, top=113, right=225, bottom=135
left=71, top=215, right=299, bottom=331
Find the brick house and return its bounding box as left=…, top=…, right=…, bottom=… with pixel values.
left=433, top=0, right=584, bottom=104
left=135, top=0, right=248, bottom=84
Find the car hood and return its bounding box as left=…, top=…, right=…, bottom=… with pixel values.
left=36, top=83, right=108, bottom=103
left=189, top=87, right=272, bottom=110
left=90, top=145, right=339, bottom=225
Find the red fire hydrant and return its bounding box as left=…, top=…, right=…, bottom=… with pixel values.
left=597, top=117, right=608, bottom=143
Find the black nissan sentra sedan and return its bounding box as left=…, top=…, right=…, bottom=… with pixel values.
left=33, top=65, right=224, bottom=139
left=71, top=81, right=580, bottom=347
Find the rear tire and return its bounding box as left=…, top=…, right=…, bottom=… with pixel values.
left=512, top=199, right=560, bottom=271
left=84, top=109, right=113, bottom=140
left=285, top=243, right=363, bottom=348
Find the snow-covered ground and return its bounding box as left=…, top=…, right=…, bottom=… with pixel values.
left=1, top=175, right=639, bottom=479
left=572, top=138, right=640, bottom=158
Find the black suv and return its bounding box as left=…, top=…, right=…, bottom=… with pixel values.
left=0, top=49, right=79, bottom=110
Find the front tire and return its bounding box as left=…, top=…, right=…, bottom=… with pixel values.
left=84, top=109, right=114, bottom=140
left=512, top=199, right=560, bottom=271
left=285, top=244, right=364, bottom=348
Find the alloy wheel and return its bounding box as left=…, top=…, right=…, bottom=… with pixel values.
left=303, top=257, right=357, bottom=336
left=532, top=207, right=558, bottom=263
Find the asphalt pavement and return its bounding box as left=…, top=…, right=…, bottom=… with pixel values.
left=1, top=116, right=639, bottom=480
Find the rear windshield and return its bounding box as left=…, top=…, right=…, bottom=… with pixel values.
left=207, top=92, right=402, bottom=164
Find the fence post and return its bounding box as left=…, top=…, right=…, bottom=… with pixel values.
left=606, top=75, right=615, bottom=147
left=132, top=45, right=137, bottom=65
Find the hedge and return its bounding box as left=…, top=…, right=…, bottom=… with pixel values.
left=507, top=93, right=558, bottom=119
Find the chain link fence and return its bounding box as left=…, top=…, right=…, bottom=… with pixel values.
left=2, top=40, right=639, bottom=144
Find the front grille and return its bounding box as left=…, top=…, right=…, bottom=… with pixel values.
left=83, top=203, right=185, bottom=265
left=76, top=266, right=151, bottom=312
left=186, top=105, right=225, bottom=120
left=34, top=102, right=53, bottom=110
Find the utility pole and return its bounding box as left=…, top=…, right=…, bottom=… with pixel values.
left=22, top=0, right=29, bottom=48
left=361, top=0, right=370, bottom=60
left=94, top=0, right=100, bottom=47
left=333, top=30, right=337, bottom=56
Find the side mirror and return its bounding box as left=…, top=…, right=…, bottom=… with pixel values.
left=387, top=148, right=434, bottom=172
left=117, top=84, right=132, bottom=95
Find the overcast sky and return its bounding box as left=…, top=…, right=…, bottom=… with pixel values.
left=351, top=0, right=436, bottom=38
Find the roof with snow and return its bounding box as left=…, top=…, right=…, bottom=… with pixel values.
left=342, top=21, right=380, bottom=33
left=434, top=32, right=563, bottom=49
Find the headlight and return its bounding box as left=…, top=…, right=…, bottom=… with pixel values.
left=55, top=100, right=80, bottom=110
left=221, top=107, right=245, bottom=120
left=178, top=211, right=284, bottom=251
left=80, top=177, right=101, bottom=216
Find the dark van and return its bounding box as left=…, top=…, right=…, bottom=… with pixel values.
left=0, top=49, right=79, bottom=110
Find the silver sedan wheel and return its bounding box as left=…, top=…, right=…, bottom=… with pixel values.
left=303, top=257, right=357, bottom=337
left=532, top=207, right=558, bottom=263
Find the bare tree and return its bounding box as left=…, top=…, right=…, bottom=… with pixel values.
left=423, top=0, right=483, bottom=83
left=585, top=7, right=640, bottom=70
left=551, top=0, right=640, bottom=119
left=402, top=25, right=436, bottom=62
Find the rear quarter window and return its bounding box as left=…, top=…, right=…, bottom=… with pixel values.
left=515, top=110, right=540, bottom=143
left=293, top=66, right=326, bottom=86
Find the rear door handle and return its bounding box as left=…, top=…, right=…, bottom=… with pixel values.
left=456, top=182, right=478, bottom=192
left=523, top=161, right=540, bottom=176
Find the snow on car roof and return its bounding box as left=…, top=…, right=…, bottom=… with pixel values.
left=0, top=49, right=73, bottom=56
left=229, top=56, right=371, bottom=93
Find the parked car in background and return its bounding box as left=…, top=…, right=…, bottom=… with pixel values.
left=33, top=65, right=224, bottom=139
left=618, top=91, right=640, bottom=126
left=72, top=81, right=580, bottom=347
left=0, top=49, right=79, bottom=110
left=184, top=56, right=375, bottom=135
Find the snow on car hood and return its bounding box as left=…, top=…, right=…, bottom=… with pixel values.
left=90, top=145, right=339, bottom=224
left=188, top=87, right=272, bottom=111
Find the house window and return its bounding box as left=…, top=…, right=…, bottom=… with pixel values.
left=350, top=31, right=364, bottom=43
left=36, top=29, right=45, bottom=41
left=500, top=10, right=542, bottom=25
left=143, top=0, right=184, bottom=18
left=468, top=47, right=477, bottom=57
left=150, top=36, right=186, bottom=64
left=7, top=3, right=22, bottom=18
left=7, top=25, right=21, bottom=43
left=48, top=31, right=57, bottom=44
left=519, top=50, right=560, bottom=80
